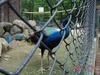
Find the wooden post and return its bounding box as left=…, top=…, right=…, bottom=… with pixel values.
left=8, top=0, right=20, bottom=22
left=0, top=0, right=20, bottom=22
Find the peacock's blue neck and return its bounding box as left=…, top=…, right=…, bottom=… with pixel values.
left=62, top=18, right=67, bottom=27
left=62, top=18, right=69, bottom=38
left=64, top=26, right=69, bottom=38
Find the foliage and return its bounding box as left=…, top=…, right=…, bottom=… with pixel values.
left=21, top=0, right=80, bottom=21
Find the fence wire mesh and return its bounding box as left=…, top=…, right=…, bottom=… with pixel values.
left=0, top=0, right=96, bottom=75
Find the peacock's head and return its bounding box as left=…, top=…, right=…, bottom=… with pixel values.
left=62, top=17, right=68, bottom=27
left=61, top=17, right=70, bottom=37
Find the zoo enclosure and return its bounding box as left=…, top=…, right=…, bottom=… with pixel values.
left=0, top=0, right=96, bottom=75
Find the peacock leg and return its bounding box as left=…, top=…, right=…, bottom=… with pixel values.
left=47, top=52, right=52, bottom=70
left=37, top=56, right=45, bottom=73
left=38, top=50, right=45, bottom=74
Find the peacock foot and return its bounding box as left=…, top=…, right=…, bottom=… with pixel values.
left=47, top=66, right=52, bottom=70
left=37, top=67, right=46, bottom=74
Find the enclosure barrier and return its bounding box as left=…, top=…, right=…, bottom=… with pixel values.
left=0, top=0, right=96, bottom=75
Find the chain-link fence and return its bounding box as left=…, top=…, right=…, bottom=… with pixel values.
left=0, top=0, right=96, bottom=75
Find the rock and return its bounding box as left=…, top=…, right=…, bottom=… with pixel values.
left=12, top=19, right=37, bottom=36
left=35, top=26, right=41, bottom=31
left=13, top=19, right=36, bottom=29
left=0, top=22, right=12, bottom=27
left=23, top=29, right=30, bottom=37
left=10, top=25, right=23, bottom=35
left=0, top=27, right=4, bottom=37
left=0, top=22, right=12, bottom=37
left=28, top=20, right=37, bottom=32
left=28, top=20, right=36, bottom=27
left=4, top=34, right=14, bottom=43
left=13, top=19, right=27, bottom=29
left=0, top=38, right=11, bottom=57
left=14, top=33, right=25, bottom=41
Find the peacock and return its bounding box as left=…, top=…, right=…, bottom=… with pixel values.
left=26, top=18, right=69, bottom=73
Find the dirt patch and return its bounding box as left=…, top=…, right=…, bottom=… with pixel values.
left=0, top=41, right=34, bottom=72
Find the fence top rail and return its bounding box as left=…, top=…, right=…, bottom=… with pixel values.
left=23, top=6, right=87, bottom=14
